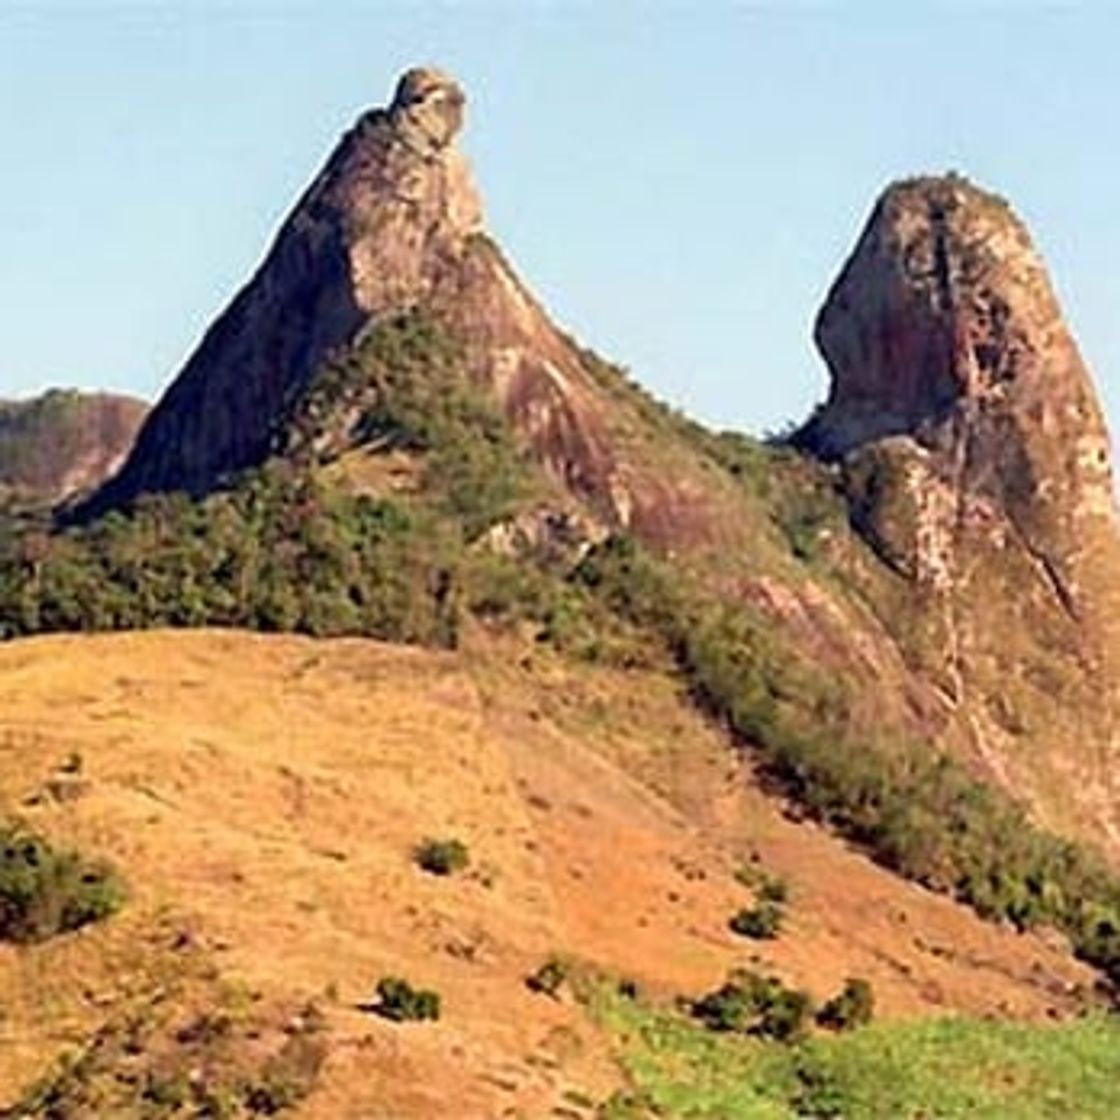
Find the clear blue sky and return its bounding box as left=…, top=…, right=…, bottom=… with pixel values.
left=3, top=3, right=1120, bottom=441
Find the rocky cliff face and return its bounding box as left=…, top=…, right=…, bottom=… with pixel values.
left=90, top=68, right=738, bottom=550
left=799, top=174, right=1120, bottom=847
left=0, top=389, right=147, bottom=506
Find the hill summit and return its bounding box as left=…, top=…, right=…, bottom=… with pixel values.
left=802, top=175, right=1118, bottom=630
left=798, top=175, right=1120, bottom=848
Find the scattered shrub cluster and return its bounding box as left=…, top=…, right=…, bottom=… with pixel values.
left=0, top=823, right=124, bottom=943
left=692, top=972, right=875, bottom=1044
left=11, top=996, right=326, bottom=1117
left=692, top=971, right=814, bottom=1043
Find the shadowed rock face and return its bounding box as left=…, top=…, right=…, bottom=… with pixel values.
left=0, top=390, right=147, bottom=505
left=88, top=68, right=733, bottom=550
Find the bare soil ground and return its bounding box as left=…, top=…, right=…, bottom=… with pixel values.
left=0, top=630, right=1095, bottom=1117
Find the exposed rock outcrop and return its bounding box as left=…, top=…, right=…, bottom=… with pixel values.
left=800, top=174, right=1120, bottom=848
left=89, top=68, right=737, bottom=551
left=0, top=389, right=147, bottom=505
left=800, top=175, right=1117, bottom=619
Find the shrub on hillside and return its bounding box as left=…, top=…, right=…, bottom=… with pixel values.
left=0, top=824, right=124, bottom=942
left=734, top=860, right=789, bottom=904
left=729, top=902, right=783, bottom=940
left=371, top=976, right=441, bottom=1022
left=693, top=971, right=813, bottom=1043
left=817, top=977, right=875, bottom=1031
left=573, top=533, right=1120, bottom=987
left=413, top=837, right=470, bottom=877
left=526, top=956, right=570, bottom=999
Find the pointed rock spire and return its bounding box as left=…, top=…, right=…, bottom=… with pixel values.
left=801, top=174, right=1119, bottom=621
left=87, top=68, right=739, bottom=552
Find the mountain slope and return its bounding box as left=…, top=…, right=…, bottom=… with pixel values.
left=79, top=69, right=1120, bottom=862
left=0, top=630, right=1097, bottom=1117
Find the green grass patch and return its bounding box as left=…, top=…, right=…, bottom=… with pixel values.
left=595, top=990, right=1120, bottom=1119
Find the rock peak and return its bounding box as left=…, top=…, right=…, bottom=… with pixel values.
left=388, top=66, right=466, bottom=151
left=806, top=172, right=1063, bottom=455
left=800, top=171, right=1120, bottom=644
left=802, top=173, right=1115, bottom=524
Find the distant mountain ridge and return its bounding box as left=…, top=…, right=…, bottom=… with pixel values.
left=0, top=388, right=147, bottom=506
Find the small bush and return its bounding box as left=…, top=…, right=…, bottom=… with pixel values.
left=692, top=981, right=756, bottom=1033
left=729, top=901, right=783, bottom=940
left=693, top=971, right=813, bottom=1043
left=817, top=977, right=875, bottom=1031
left=0, top=824, right=124, bottom=942
left=413, top=837, right=470, bottom=877
left=526, top=956, right=570, bottom=999
left=734, top=860, right=789, bottom=904
left=759, top=986, right=814, bottom=1043
left=757, top=876, right=789, bottom=904
left=372, top=976, right=441, bottom=1022
left=617, top=977, right=642, bottom=1001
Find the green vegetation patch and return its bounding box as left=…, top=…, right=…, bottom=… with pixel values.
left=285, top=310, right=536, bottom=539
left=0, top=313, right=539, bottom=647
left=0, top=464, right=461, bottom=645
left=595, top=989, right=1120, bottom=1119
left=0, top=822, right=123, bottom=943
left=369, top=976, right=441, bottom=1023
left=816, top=978, right=875, bottom=1033
left=729, top=903, right=784, bottom=941
left=692, top=972, right=813, bottom=1043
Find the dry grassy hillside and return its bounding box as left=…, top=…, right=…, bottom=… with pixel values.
left=0, top=630, right=1097, bottom=1118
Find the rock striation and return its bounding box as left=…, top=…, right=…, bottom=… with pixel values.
left=0, top=389, right=147, bottom=506
left=89, top=68, right=732, bottom=549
